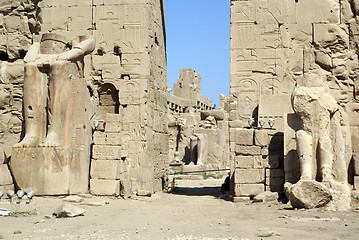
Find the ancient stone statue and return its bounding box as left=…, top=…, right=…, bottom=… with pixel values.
left=14, top=33, right=95, bottom=148
left=190, top=133, right=208, bottom=165
left=291, top=73, right=338, bottom=182
left=289, top=73, right=352, bottom=210
left=10, top=33, right=95, bottom=195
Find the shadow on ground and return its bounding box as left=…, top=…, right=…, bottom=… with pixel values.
left=170, top=186, right=223, bottom=197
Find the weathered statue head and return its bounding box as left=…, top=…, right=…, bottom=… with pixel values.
left=40, top=33, right=69, bottom=54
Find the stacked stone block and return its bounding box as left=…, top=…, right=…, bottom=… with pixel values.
left=233, top=128, right=284, bottom=197
left=230, top=0, right=359, bottom=190
left=0, top=1, right=41, bottom=162
left=90, top=113, right=128, bottom=196
left=21, top=0, right=168, bottom=195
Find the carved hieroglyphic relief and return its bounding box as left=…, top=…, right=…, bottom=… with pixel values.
left=231, top=0, right=358, bottom=208
left=235, top=78, right=258, bottom=119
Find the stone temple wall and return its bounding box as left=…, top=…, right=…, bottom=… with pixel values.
left=0, top=0, right=168, bottom=195
left=167, top=69, right=229, bottom=172
left=230, top=0, right=359, bottom=196
left=0, top=0, right=41, bottom=194
left=0, top=0, right=41, bottom=163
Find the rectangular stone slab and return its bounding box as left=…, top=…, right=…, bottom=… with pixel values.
left=10, top=147, right=89, bottom=195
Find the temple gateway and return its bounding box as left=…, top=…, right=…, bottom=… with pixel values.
left=0, top=0, right=358, bottom=211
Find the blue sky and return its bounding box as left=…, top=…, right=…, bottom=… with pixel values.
left=165, top=0, right=230, bottom=107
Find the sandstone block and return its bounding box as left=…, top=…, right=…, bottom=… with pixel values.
left=313, top=24, right=348, bottom=48
left=90, top=160, right=119, bottom=179
left=92, top=145, right=122, bottom=160
left=54, top=203, right=86, bottom=218
left=315, top=51, right=332, bottom=69
left=353, top=153, right=359, bottom=175
left=200, top=110, right=225, bottom=121
left=235, top=128, right=254, bottom=145
left=235, top=184, right=264, bottom=197
left=296, top=0, right=340, bottom=24
left=355, top=176, right=359, bottom=190
left=235, top=156, right=253, bottom=169
left=229, top=120, right=245, bottom=128
left=289, top=180, right=332, bottom=209
left=93, top=131, right=106, bottom=145
left=105, top=113, right=122, bottom=132
left=10, top=147, right=89, bottom=195
left=90, top=179, right=119, bottom=196
left=235, top=145, right=261, bottom=156
left=179, top=113, right=201, bottom=126
left=352, top=128, right=359, bottom=152
left=254, top=130, right=269, bottom=146
left=0, top=164, right=13, bottom=185
left=106, top=113, right=122, bottom=122
left=106, top=132, right=122, bottom=145
left=235, top=156, right=264, bottom=169
left=235, top=169, right=265, bottom=184
left=253, top=191, right=279, bottom=202
left=233, top=196, right=250, bottom=203
left=105, top=121, right=122, bottom=132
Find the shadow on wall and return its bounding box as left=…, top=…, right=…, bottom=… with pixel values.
left=183, top=146, right=192, bottom=165
left=98, top=83, right=119, bottom=120
left=267, top=132, right=285, bottom=192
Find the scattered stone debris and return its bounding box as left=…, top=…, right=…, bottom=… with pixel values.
left=80, top=201, right=109, bottom=207
left=290, top=217, right=341, bottom=222
left=253, top=191, right=279, bottom=203
left=63, top=195, right=84, bottom=203
left=53, top=203, right=86, bottom=218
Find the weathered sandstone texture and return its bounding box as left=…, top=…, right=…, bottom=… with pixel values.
left=167, top=69, right=230, bottom=172
left=230, top=0, right=358, bottom=208
left=0, top=0, right=41, bottom=164
left=1, top=0, right=168, bottom=195
left=9, top=32, right=95, bottom=195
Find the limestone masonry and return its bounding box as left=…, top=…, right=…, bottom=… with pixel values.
left=0, top=0, right=358, bottom=210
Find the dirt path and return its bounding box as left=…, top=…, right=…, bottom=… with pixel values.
left=1, top=178, right=359, bottom=240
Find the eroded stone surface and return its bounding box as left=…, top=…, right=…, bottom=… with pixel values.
left=1, top=0, right=168, bottom=196
left=289, top=181, right=332, bottom=209
left=54, top=203, right=86, bottom=218
left=230, top=0, right=358, bottom=209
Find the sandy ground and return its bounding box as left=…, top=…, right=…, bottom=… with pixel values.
left=1, top=177, right=359, bottom=240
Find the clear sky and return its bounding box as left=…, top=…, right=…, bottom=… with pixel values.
left=164, top=0, right=230, bottom=107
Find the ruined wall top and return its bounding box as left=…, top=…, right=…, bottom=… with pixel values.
left=170, top=68, right=212, bottom=112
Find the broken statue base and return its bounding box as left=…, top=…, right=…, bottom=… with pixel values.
left=286, top=180, right=351, bottom=211
left=10, top=147, right=90, bottom=195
